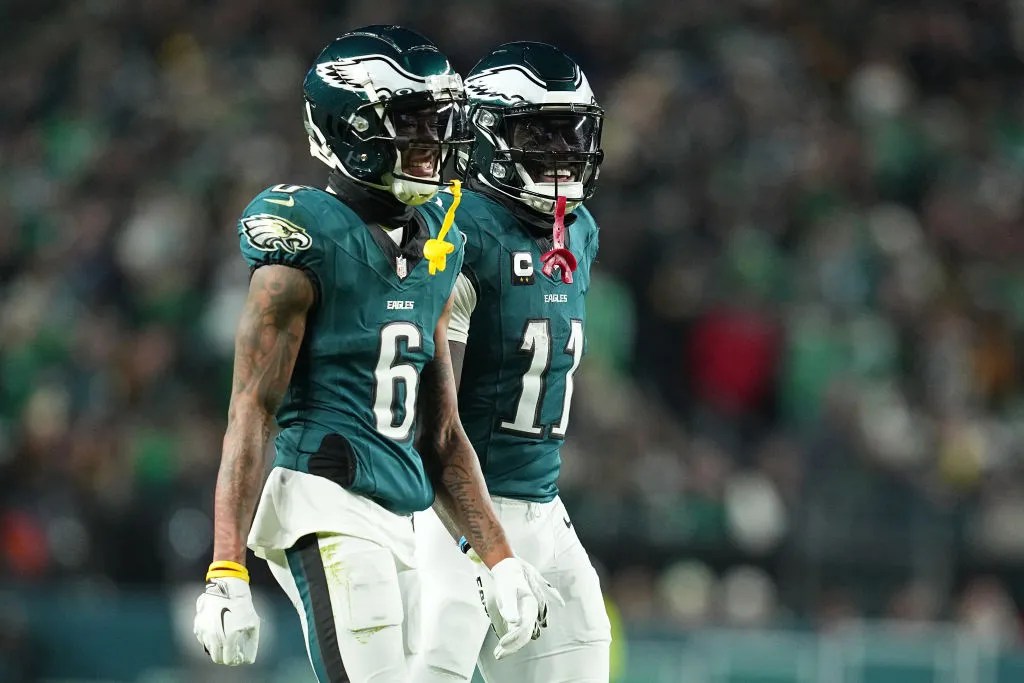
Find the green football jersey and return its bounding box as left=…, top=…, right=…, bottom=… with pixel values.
left=442, top=190, right=599, bottom=502
left=237, top=184, right=463, bottom=514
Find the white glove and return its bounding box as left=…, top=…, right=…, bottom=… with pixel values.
left=477, top=557, right=565, bottom=660
left=194, top=577, right=261, bottom=665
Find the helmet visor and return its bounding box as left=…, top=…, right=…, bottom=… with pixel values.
left=389, top=98, right=468, bottom=145
left=506, top=112, right=601, bottom=155
left=502, top=110, right=602, bottom=184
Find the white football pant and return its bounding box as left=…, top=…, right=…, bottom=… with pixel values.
left=251, top=468, right=420, bottom=683
left=412, top=495, right=611, bottom=683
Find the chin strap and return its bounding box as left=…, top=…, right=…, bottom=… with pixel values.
left=540, top=196, right=577, bottom=284
left=423, top=179, right=462, bottom=275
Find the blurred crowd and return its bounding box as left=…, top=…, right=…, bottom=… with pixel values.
left=2, top=0, right=1024, bottom=645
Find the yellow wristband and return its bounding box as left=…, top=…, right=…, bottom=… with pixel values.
left=209, top=560, right=248, bottom=574
left=206, top=569, right=249, bottom=581
left=206, top=568, right=250, bottom=582
left=206, top=560, right=250, bottom=583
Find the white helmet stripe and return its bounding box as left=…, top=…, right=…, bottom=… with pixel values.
left=305, top=101, right=327, bottom=145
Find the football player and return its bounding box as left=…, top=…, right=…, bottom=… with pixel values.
left=412, top=42, right=611, bottom=682
left=192, top=27, right=558, bottom=683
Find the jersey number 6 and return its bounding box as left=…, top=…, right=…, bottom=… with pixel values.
left=372, top=322, right=422, bottom=441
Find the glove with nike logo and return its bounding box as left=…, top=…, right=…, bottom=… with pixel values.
left=475, top=556, right=564, bottom=660
left=194, top=565, right=260, bottom=666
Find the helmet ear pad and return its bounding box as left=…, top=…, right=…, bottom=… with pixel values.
left=337, top=137, right=395, bottom=183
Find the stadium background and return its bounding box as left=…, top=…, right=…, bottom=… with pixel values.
left=3, top=0, right=1024, bottom=680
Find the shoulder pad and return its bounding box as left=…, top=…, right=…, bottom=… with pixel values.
left=448, top=190, right=511, bottom=232
left=571, top=204, right=599, bottom=237
left=237, top=185, right=342, bottom=296
left=569, top=205, right=599, bottom=262
left=239, top=184, right=330, bottom=254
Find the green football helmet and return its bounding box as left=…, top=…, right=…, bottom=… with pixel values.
left=302, top=25, right=472, bottom=206
left=458, top=42, right=604, bottom=215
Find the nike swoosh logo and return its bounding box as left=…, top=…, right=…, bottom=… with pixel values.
left=563, top=517, right=572, bottom=528
left=220, top=607, right=231, bottom=634
left=264, top=196, right=295, bottom=207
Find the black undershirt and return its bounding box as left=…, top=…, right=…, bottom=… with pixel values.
left=326, top=172, right=428, bottom=271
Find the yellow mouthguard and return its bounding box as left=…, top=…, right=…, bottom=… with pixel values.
left=423, top=180, right=462, bottom=275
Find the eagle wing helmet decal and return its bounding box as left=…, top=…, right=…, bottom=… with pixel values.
left=315, top=55, right=428, bottom=99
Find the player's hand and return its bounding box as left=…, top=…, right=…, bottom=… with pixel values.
left=519, top=557, right=565, bottom=636
left=194, top=577, right=261, bottom=665
left=479, top=557, right=564, bottom=660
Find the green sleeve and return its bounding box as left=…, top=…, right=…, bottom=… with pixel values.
left=440, top=192, right=482, bottom=296
left=447, top=226, right=467, bottom=299
left=237, top=186, right=327, bottom=299
left=577, top=206, right=600, bottom=264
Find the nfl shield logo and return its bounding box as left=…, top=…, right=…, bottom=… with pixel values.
left=396, top=256, right=408, bottom=279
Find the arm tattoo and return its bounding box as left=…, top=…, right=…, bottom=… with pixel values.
left=418, top=300, right=511, bottom=567
left=212, top=265, right=314, bottom=565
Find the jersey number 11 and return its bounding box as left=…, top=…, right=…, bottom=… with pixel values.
left=500, top=319, right=584, bottom=438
